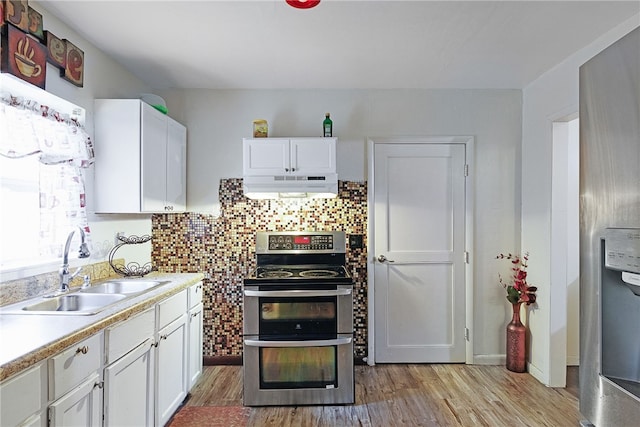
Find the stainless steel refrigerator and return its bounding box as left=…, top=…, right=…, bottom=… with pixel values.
left=579, top=27, right=640, bottom=426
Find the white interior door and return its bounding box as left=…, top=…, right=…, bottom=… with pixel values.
left=373, top=142, right=467, bottom=363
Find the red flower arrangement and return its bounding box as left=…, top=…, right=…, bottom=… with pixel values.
left=496, top=252, right=537, bottom=305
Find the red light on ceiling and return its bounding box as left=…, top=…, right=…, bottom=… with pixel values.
left=286, top=0, right=321, bottom=9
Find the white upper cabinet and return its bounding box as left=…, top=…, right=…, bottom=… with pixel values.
left=243, top=137, right=336, bottom=176
left=94, top=99, right=187, bottom=213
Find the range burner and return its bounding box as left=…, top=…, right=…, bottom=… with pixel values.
left=251, top=265, right=349, bottom=283
left=258, top=270, right=294, bottom=279
left=299, top=269, right=339, bottom=278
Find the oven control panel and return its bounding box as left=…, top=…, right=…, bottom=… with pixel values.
left=268, top=234, right=333, bottom=250
left=256, top=231, right=346, bottom=254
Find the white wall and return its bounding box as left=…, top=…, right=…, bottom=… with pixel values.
left=521, top=15, right=640, bottom=386
left=160, top=88, right=523, bottom=360
left=32, top=1, right=155, bottom=266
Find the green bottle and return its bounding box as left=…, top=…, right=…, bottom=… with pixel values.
left=323, top=113, right=333, bottom=137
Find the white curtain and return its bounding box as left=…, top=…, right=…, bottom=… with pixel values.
left=0, top=93, right=94, bottom=259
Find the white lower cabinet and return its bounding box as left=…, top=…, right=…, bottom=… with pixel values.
left=48, top=332, right=103, bottom=427
left=155, top=314, right=187, bottom=426
left=155, top=289, right=188, bottom=427
left=104, top=338, right=155, bottom=426
left=1, top=284, right=199, bottom=427
left=0, top=362, right=47, bottom=427
left=48, top=372, right=101, bottom=426
left=187, top=302, right=203, bottom=390
left=103, top=308, right=155, bottom=427
left=187, top=281, right=204, bottom=391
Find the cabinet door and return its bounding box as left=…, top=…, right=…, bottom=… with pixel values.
left=166, top=119, right=187, bottom=212
left=94, top=99, right=144, bottom=213
left=187, top=303, right=203, bottom=391
left=156, top=314, right=188, bottom=427
left=49, top=373, right=101, bottom=427
left=0, top=363, right=47, bottom=427
left=104, top=339, right=155, bottom=427
left=243, top=138, right=291, bottom=175
left=141, top=102, right=169, bottom=213
left=290, top=138, right=336, bottom=175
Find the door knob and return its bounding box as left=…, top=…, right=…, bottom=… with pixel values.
left=377, top=255, right=394, bottom=263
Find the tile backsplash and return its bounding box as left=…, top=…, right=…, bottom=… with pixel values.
left=151, top=178, right=368, bottom=359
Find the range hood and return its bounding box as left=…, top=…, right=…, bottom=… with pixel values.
left=243, top=173, right=338, bottom=199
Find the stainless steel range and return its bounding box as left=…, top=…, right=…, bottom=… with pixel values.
left=242, top=231, right=354, bottom=406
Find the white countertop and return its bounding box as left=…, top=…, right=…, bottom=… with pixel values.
left=0, top=272, right=204, bottom=381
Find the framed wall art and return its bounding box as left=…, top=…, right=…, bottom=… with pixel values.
left=1, top=23, right=47, bottom=88
left=62, top=39, right=83, bottom=87
left=44, top=30, right=65, bottom=69
left=4, top=0, right=29, bottom=32
left=27, top=6, right=43, bottom=40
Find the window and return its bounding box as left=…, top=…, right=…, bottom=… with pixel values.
left=0, top=154, right=41, bottom=270
left=0, top=87, right=93, bottom=275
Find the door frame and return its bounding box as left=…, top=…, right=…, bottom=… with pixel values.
left=366, top=136, right=475, bottom=365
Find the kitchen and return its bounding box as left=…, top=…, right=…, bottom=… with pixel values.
left=1, top=1, right=639, bottom=426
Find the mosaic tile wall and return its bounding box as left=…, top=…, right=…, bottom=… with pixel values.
left=151, top=178, right=368, bottom=359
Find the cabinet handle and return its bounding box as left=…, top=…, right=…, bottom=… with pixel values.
left=94, top=381, right=104, bottom=390
left=152, top=341, right=159, bottom=348
left=160, top=334, right=168, bottom=341
left=191, top=312, right=199, bottom=318
left=285, top=168, right=289, bottom=172
left=291, top=167, right=296, bottom=172
left=75, top=346, right=88, bottom=355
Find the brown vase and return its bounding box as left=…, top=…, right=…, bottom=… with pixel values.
left=506, top=302, right=526, bottom=373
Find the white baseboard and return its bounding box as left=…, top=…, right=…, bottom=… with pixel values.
left=566, top=356, right=580, bottom=366
left=472, top=354, right=505, bottom=365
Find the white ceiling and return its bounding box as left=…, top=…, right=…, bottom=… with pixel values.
left=39, top=0, right=640, bottom=90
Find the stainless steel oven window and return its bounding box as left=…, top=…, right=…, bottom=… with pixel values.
left=260, top=346, right=337, bottom=388
left=242, top=335, right=354, bottom=406
left=243, top=285, right=353, bottom=336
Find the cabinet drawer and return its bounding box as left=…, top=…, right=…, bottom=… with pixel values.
left=188, top=282, right=203, bottom=308
left=49, top=332, right=103, bottom=401
left=105, top=308, right=155, bottom=364
left=0, top=362, right=47, bottom=427
left=158, top=289, right=187, bottom=329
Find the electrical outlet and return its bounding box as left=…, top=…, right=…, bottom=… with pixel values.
left=349, top=234, right=364, bottom=249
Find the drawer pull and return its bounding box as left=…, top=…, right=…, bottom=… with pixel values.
left=160, top=334, right=168, bottom=341
left=191, top=312, right=199, bottom=318
left=75, top=346, right=89, bottom=355
left=94, top=381, right=104, bottom=389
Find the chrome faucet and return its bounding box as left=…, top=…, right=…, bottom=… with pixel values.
left=58, top=227, right=91, bottom=293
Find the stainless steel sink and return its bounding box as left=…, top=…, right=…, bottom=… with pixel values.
left=0, top=278, right=171, bottom=315
left=9, top=293, right=127, bottom=315
left=80, top=279, right=167, bottom=295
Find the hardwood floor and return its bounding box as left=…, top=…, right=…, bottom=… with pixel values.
left=170, top=365, right=581, bottom=426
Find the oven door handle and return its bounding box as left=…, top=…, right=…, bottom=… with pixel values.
left=243, top=289, right=352, bottom=298
left=244, top=337, right=352, bottom=348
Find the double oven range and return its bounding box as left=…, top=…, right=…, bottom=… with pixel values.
left=242, top=231, right=354, bottom=406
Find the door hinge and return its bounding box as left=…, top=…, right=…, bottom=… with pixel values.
left=465, top=327, right=470, bottom=341
left=464, top=251, right=469, bottom=264
left=464, top=164, right=469, bottom=177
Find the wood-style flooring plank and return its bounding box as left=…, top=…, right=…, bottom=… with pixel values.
left=169, top=365, right=581, bottom=427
